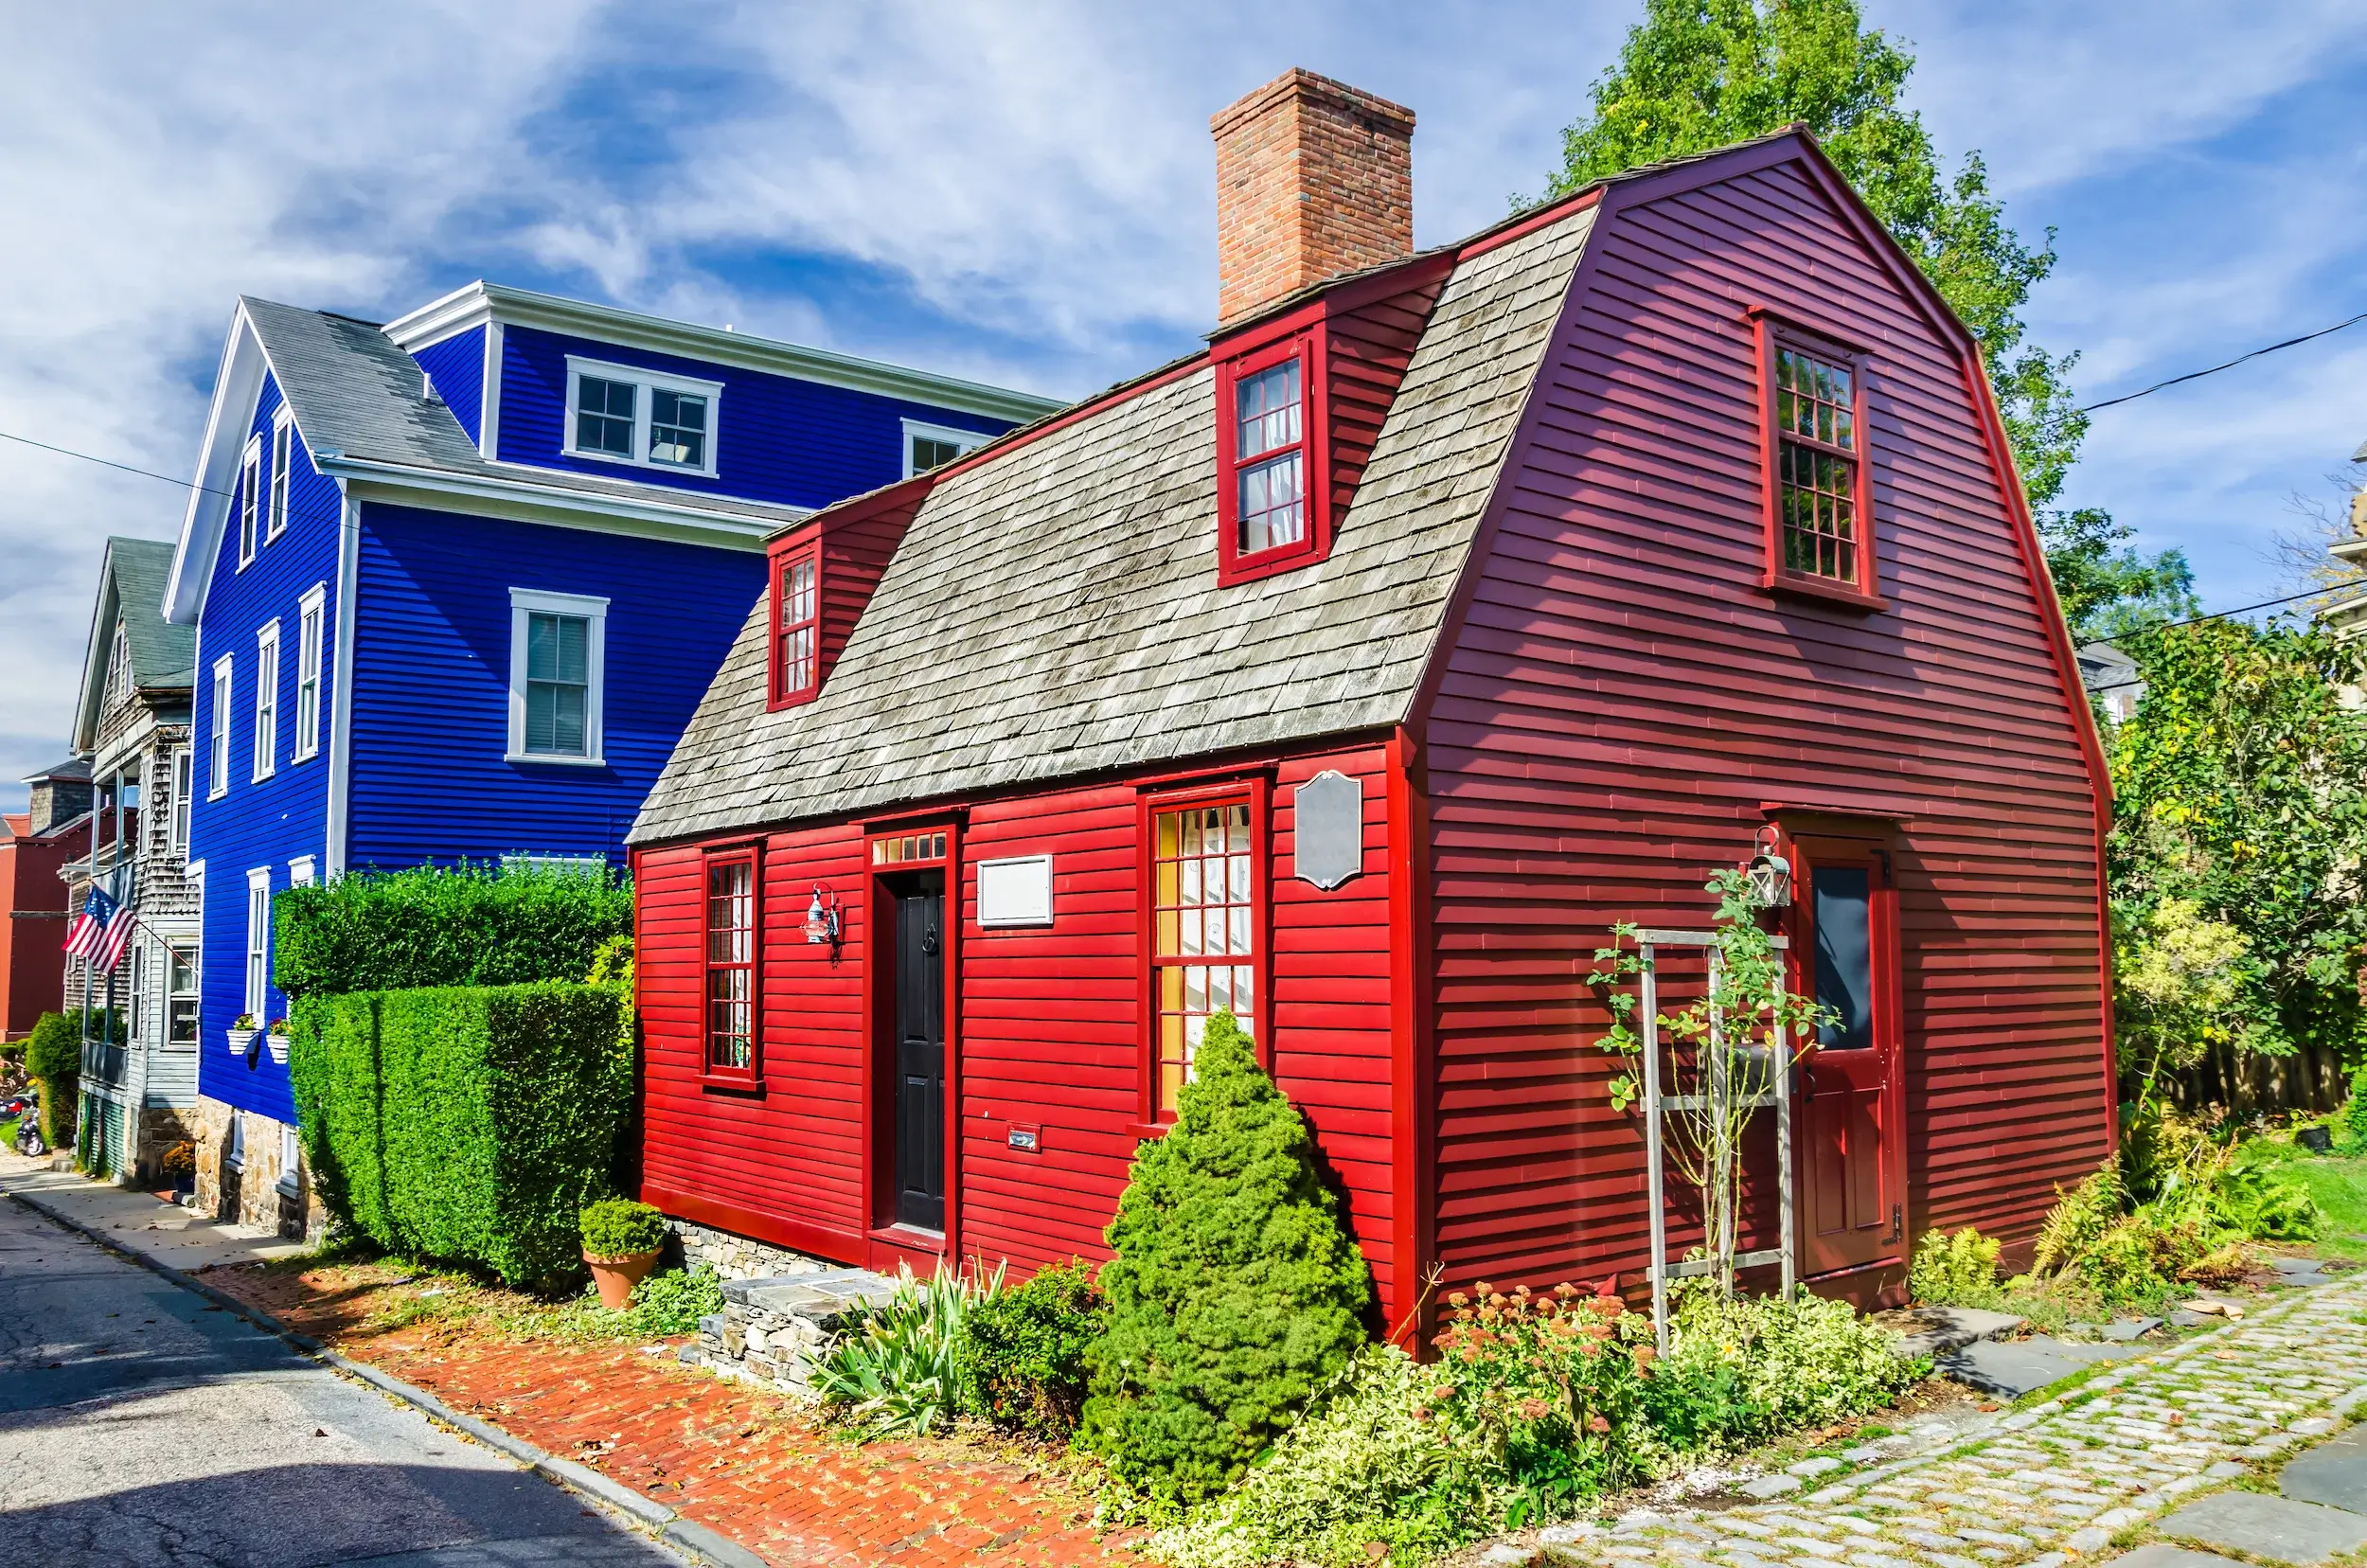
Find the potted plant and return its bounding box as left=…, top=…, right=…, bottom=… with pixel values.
left=580, top=1198, right=668, bottom=1309
left=226, top=1013, right=257, bottom=1056
left=264, top=1017, right=292, bottom=1064
left=160, top=1140, right=196, bottom=1195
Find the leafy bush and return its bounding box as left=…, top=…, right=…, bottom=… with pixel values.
left=288, top=982, right=632, bottom=1283
left=814, top=1261, right=1002, bottom=1439
left=276, top=862, right=631, bottom=998
left=1148, top=1347, right=1513, bottom=1568
left=1081, top=1011, right=1373, bottom=1507
left=2342, top=1066, right=2367, bottom=1155
left=25, top=1011, right=80, bottom=1079
left=1657, top=1288, right=1926, bottom=1445
left=1909, top=1226, right=2002, bottom=1308
left=580, top=1198, right=667, bottom=1258
left=628, top=1264, right=725, bottom=1335
left=963, top=1257, right=1102, bottom=1438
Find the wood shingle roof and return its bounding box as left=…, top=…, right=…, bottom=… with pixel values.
left=630, top=205, right=1598, bottom=846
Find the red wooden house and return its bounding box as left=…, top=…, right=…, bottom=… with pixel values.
left=626, top=70, right=2112, bottom=1324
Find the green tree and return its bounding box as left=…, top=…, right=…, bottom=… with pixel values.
left=2041, top=508, right=2199, bottom=643
left=2109, top=618, right=2367, bottom=1091
left=1080, top=1011, right=1372, bottom=1507
left=1538, top=0, right=2186, bottom=630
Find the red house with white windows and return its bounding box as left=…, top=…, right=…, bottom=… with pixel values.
left=626, top=71, right=2113, bottom=1323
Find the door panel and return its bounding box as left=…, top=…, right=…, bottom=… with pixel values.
left=1794, top=843, right=1901, bottom=1276
left=893, top=874, right=946, bottom=1232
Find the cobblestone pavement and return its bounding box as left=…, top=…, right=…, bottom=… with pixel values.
left=1522, top=1276, right=2367, bottom=1568
left=212, top=1265, right=1138, bottom=1568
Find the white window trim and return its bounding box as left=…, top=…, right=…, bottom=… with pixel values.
left=208, top=655, right=233, bottom=799
left=900, top=418, right=988, bottom=478
left=506, top=587, right=608, bottom=766
left=168, top=745, right=191, bottom=858
left=251, top=619, right=280, bottom=782
left=224, top=1109, right=244, bottom=1173
left=243, top=866, right=271, bottom=1022
left=288, top=855, right=316, bottom=887
left=560, top=355, right=723, bottom=478
left=267, top=408, right=294, bottom=540
left=237, top=437, right=261, bottom=568
left=277, top=1122, right=302, bottom=1197
left=293, top=582, right=326, bottom=762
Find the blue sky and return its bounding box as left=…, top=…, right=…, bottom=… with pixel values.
left=1, top=1, right=2363, bottom=810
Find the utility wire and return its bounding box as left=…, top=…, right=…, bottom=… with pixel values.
left=2079, top=310, right=2367, bottom=414
left=0, top=429, right=234, bottom=500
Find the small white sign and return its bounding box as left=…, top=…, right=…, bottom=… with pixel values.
left=976, top=853, right=1054, bottom=928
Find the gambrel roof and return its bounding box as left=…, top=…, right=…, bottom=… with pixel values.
left=631, top=205, right=1597, bottom=845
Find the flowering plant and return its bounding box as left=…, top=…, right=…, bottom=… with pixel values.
left=1424, top=1281, right=1660, bottom=1523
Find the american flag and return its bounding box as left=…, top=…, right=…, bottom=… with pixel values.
left=62, top=880, right=137, bottom=973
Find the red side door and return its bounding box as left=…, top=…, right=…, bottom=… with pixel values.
left=1791, top=837, right=1904, bottom=1278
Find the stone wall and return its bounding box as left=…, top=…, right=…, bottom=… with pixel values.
left=669, top=1217, right=844, bottom=1282
left=677, top=1267, right=899, bottom=1397
left=189, top=1095, right=327, bottom=1239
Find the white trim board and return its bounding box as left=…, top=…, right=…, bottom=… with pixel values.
left=506, top=587, right=609, bottom=767
left=561, top=355, right=724, bottom=480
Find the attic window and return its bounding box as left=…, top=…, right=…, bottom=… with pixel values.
left=563, top=356, right=723, bottom=479
left=770, top=544, right=822, bottom=706
left=1215, top=332, right=1330, bottom=586
left=1757, top=317, right=1880, bottom=605
left=901, top=419, right=987, bottom=478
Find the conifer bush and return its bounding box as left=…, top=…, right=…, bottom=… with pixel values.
left=1081, top=1010, right=1372, bottom=1507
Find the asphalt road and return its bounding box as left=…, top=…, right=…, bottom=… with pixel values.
left=0, top=1194, right=683, bottom=1567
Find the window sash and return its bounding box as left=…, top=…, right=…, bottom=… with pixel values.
left=703, top=856, right=756, bottom=1074
left=1148, top=800, right=1256, bottom=1118
left=575, top=376, right=635, bottom=456
left=523, top=612, right=590, bottom=755
left=238, top=447, right=259, bottom=566
left=252, top=631, right=278, bottom=779
left=244, top=878, right=269, bottom=1019
left=774, top=552, right=820, bottom=699
left=268, top=419, right=292, bottom=538
left=170, top=749, right=191, bottom=855
left=129, top=942, right=146, bottom=1043
left=1764, top=334, right=1870, bottom=592
left=649, top=389, right=707, bottom=468
left=209, top=662, right=231, bottom=796
left=294, top=601, right=323, bottom=757
left=167, top=943, right=199, bottom=1046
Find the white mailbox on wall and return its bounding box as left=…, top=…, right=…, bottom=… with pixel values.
left=976, top=853, right=1055, bottom=927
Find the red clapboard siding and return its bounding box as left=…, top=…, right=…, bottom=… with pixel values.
left=818, top=485, right=927, bottom=688
left=1326, top=275, right=1447, bottom=526
left=635, top=741, right=1407, bottom=1314
left=1418, top=154, right=2108, bottom=1296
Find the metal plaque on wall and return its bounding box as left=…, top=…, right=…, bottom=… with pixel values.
left=1293, top=770, right=1362, bottom=890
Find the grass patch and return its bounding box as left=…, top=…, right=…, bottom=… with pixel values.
left=2234, top=1138, right=2367, bottom=1261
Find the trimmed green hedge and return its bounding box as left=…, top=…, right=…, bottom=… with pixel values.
left=290, top=982, right=632, bottom=1282
left=276, top=863, right=632, bottom=998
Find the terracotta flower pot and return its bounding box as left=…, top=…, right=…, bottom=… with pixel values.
left=584, top=1247, right=662, bottom=1310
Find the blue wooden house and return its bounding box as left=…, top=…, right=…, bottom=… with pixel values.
left=162, top=282, right=1059, bottom=1232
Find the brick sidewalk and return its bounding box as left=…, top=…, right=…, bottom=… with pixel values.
left=209, top=1261, right=1138, bottom=1568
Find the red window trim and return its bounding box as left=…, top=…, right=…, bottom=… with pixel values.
left=1751, top=308, right=1885, bottom=612
left=1215, top=329, right=1332, bottom=587
left=768, top=533, right=823, bottom=709
left=701, top=843, right=762, bottom=1088
left=1133, top=776, right=1272, bottom=1132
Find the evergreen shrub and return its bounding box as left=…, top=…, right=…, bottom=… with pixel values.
left=1081, top=1010, right=1372, bottom=1507
left=963, top=1257, right=1103, bottom=1438
left=289, top=981, right=632, bottom=1283
left=25, top=1010, right=84, bottom=1150
left=579, top=1198, right=667, bottom=1258
left=275, top=862, right=631, bottom=997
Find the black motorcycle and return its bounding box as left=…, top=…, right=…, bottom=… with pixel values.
left=11, top=1092, right=44, bottom=1158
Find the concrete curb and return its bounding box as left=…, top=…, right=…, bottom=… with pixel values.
left=6, top=1185, right=767, bottom=1568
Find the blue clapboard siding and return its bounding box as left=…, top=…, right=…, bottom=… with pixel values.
left=410, top=326, right=486, bottom=447
left=346, top=500, right=766, bottom=869
left=190, top=368, right=342, bottom=1128
left=493, top=324, right=1013, bottom=508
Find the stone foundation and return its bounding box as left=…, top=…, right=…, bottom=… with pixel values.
left=133, top=1106, right=198, bottom=1187
left=670, top=1217, right=846, bottom=1283
left=190, top=1095, right=328, bottom=1239
left=677, top=1267, right=900, bottom=1396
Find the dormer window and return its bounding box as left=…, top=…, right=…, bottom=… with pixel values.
left=901, top=419, right=988, bottom=478
left=1214, top=333, right=1330, bottom=585
left=562, top=356, right=722, bottom=479
left=770, top=543, right=822, bottom=706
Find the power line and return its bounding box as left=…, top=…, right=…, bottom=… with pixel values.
left=2079, top=310, right=2367, bottom=414
left=0, top=429, right=233, bottom=500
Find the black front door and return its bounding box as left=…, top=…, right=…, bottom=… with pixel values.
left=893, top=873, right=946, bottom=1232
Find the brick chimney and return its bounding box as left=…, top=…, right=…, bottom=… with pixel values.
left=1211, top=68, right=1415, bottom=326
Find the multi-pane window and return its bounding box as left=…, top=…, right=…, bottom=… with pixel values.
left=705, top=856, right=756, bottom=1074
left=1234, top=358, right=1306, bottom=556
left=872, top=830, right=948, bottom=866
left=649, top=389, right=707, bottom=468
left=1149, top=801, right=1255, bottom=1118
left=774, top=551, right=819, bottom=701
left=268, top=415, right=293, bottom=539
left=575, top=375, right=636, bottom=456
left=524, top=612, right=590, bottom=756
left=237, top=441, right=260, bottom=567
left=1772, top=345, right=1860, bottom=585
left=169, top=748, right=191, bottom=856
left=128, top=942, right=146, bottom=1043
left=294, top=589, right=324, bottom=760
left=244, top=869, right=271, bottom=1021
left=252, top=622, right=279, bottom=781
left=209, top=657, right=232, bottom=797
left=104, top=624, right=130, bottom=709
left=911, top=435, right=964, bottom=472
left=167, top=943, right=199, bottom=1046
